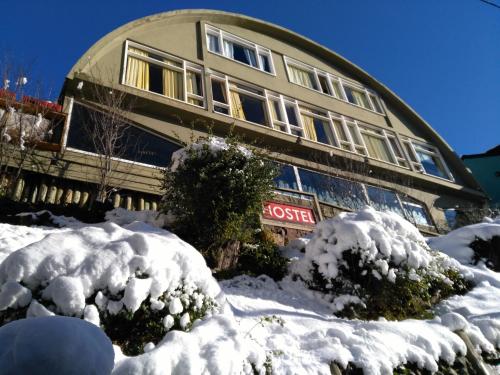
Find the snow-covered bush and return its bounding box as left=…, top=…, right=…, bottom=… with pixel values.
left=291, top=207, right=470, bottom=320
left=429, top=216, right=500, bottom=271
left=0, top=221, right=221, bottom=355
left=161, top=135, right=278, bottom=261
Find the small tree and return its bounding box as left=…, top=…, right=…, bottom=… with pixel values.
left=0, top=57, right=56, bottom=196
left=161, top=135, right=278, bottom=261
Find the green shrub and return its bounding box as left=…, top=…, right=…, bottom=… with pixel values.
left=161, top=135, right=278, bottom=256
left=237, top=239, right=288, bottom=281
left=305, top=249, right=471, bottom=321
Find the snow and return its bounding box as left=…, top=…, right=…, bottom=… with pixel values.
left=0, top=209, right=498, bottom=374
left=169, top=136, right=252, bottom=172
left=105, top=208, right=172, bottom=228
left=428, top=216, right=500, bottom=264
left=0, top=316, right=114, bottom=375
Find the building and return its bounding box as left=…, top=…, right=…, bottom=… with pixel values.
left=1, top=10, right=488, bottom=239
left=462, top=146, right=500, bottom=208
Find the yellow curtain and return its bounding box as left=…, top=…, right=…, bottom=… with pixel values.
left=269, top=101, right=279, bottom=121
left=186, top=71, right=200, bottom=96
left=301, top=114, right=317, bottom=141
left=163, top=68, right=183, bottom=100
left=332, top=81, right=343, bottom=99
left=352, top=90, right=370, bottom=108
left=230, top=91, right=245, bottom=120
left=363, top=133, right=392, bottom=162
left=125, top=48, right=149, bottom=90
left=332, top=120, right=347, bottom=141
left=289, top=65, right=313, bottom=89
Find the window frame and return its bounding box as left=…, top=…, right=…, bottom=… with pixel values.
left=401, top=137, right=454, bottom=181
left=205, top=25, right=276, bottom=75
left=283, top=56, right=385, bottom=115
left=122, top=40, right=206, bottom=109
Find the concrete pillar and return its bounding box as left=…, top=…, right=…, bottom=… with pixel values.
left=64, top=189, right=73, bottom=205
left=38, top=183, right=48, bottom=203
left=30, top=185, right=38, bottom=204
left=55, top=188, right=64, bottom=205
left=151, top=202, right=158, bottom=211
left=12, top=178, right=25, bottom=201
left=47, top=186, right=57, bottom=204
left=126, top=196, right=132, bottom=210
left=144, top=201, right=150, bottom=211
left=73, top=190, right=81, bottom=205
left=79, top=192, right=89, bottom=208
left=113, top=194, right=121, bottom=208
left=138, top=198, right=145, bottom=211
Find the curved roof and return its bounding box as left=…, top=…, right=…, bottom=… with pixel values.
left=65, top=9, right=478, bottom=190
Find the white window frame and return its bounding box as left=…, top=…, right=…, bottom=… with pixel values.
left=122, top=40, right=206, bottom=109
left=205, top=25, right=275, bottom=75
left=283, top=56, right=385, bottom=115
left=401, top=137, right=454, bottom=181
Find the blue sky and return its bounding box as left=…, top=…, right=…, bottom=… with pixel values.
left=1, top=0, right=498, bottom=155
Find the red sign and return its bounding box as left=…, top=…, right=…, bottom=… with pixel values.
left=262, top=202, right=316, bottom=225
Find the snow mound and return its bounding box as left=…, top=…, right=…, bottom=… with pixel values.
left=170, top=136, right=252, bottom=172
left=0, top=316, right=114, bottom=375
left=105, top=208, right=173, bottom=228
left=0, top=221, right=220, bottom=319
left=0, top=220, right=265, bottom=373
left=428, top=216, right=500, bottom=265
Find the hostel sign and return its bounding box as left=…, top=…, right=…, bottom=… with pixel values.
left=262, top=202, right=316, bottom=225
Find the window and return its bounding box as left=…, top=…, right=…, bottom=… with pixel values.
left=123, top=41, right=205, bottom=108
left=401, top=198, right=433, bottom=227
left=358, top=126, right=395, bottom=164
left=366, top=185, right=404, bottom=216
left=402, top=138, right=453, bottom=180
left=287, top=63, right=318, bottom=90
left=298, top=168, right=367, bottom=210
left=344, top=85, right=371, bottom=110
left=274, top=164, right=299, bottom=190
left=284, top=56, right=384, bottom=114
left=299, top=107, right=337, bottom=146
left=229, top=82, right=268, bottom=126
left=67, top=103, right=181, bottom=167
left=206, top=25, right=274, bottom=74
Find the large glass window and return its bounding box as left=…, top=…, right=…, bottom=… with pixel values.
left=344, top=85, right=371, bottom=109
left=298, top=168, right=367, bottom=210
left=402, top=138, right=453, bottom=180
left=123, top=41, right=204, bottom=107
left=366, top=185, right=404, bottom=216
left=206, top=25, right=274, bottom=74
left=300, top=108, right=336, bottom=146
left=401, top=198, right=433, bottom=227
left=229, top=83, right=268, bottom=126
left=274, top=164, right=299, bottom=190
left=359, top=127, right=395, bottom=163
left=287, top=64, right=318, bottom=90
left=66, top=103, right=180, bottom=167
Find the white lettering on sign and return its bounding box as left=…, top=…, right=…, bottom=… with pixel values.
left=262, top=202, right=316, bottom=225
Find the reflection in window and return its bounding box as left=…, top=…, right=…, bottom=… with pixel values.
left=344, top=86, right=371, bottom=109
left=300, top=113, right=336, bottom=146
left=402, top=199, right=433, bottom=227
left=67, top=104, right=180, bottom=167
left=224, top=40, right=258, bottom=67
left=416, top=150, right=448, bottom=179
left=361, top=131, right=394, bottom=163
left=366, top=185, right=404, bottom=216
left=229, top=84, right=268, bottom=126
left=274, top=164, right=299, bottom=190
left=298, top=168, right=367, bottom=210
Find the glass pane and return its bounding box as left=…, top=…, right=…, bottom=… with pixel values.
left=362, top=132, right=394, bottom=163
left=388, top=137, right=403, bottom=158
left=298, top=168, right=367, bottom=209
left=274, top=164, right=299, bottom=190
left=211, top=80, right=227, bottom=103
left=416, top=151, right=448, bottom=178
left=314, top=117, right=336, bottom=146
left=332, top=119, right=348, bottom=142
left=331, top=80, right=343, bottom=99
left=370, top=94, right=383, bottom=113
left=318, top=75, right=331, bottom=95
left=149, top=64, right=163, bottom=94
left=285, top=103, right=299, bottom=126
left=187, top=71, right=203, bottom=96
left=347, top=124, right=362, bottom=146
left=269, top=100, right=283, bottom=122
left=207, top=34, right=221, bottom=53
left=288, top=65, right=317, bottom=90
left=67, top=104, right=181, bottom=167
left=224, top=40, right=258, bottom=67
left=230, top=91, right=267, bottom=125
left=366, top=186, right=404, bottom=216
left=259, top=53, right=271, bottom=73
left=402, top=200, right=433, bottom=227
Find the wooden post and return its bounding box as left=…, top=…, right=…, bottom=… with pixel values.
left=79, top=192, right=89, bottom=208
left=138, top=197, right=145, bottom=211
left=113, top=194, right=121, bottom=208
left=151, top=202, right=158, bottom=211
left=38, top=182, right=48, bottom=203
left=73, top=190, right=81, bottom=205
left=12, top=178, right=25, bottom=201
left=144, top=201, right=150, bottom=211
left=56, top=188, right=64, bottom=205
left=126, top=196, right=132, bottom=210
left=64, top=189, right=73, bottom=205
left=30, top=185, right=38, bottom=204
left=47, top=186, right=57, bottom=204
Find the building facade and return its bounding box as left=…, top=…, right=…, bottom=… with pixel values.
left=4, top=10, right=487, bottom=236
left=462, top=146, right=500, bottom=208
